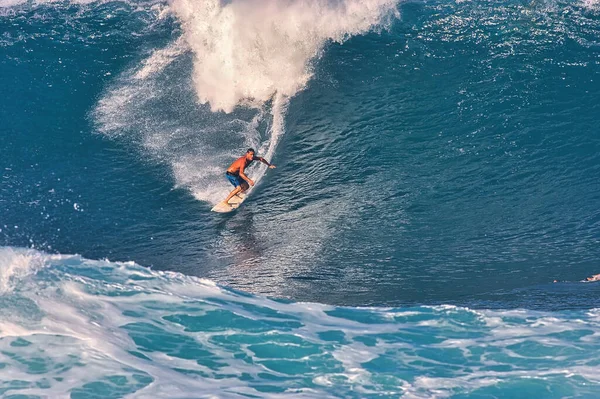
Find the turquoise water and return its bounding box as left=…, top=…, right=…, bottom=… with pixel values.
left=2, top=0, right=600, bottom=396
left=1, top=247, right=600, bottom=398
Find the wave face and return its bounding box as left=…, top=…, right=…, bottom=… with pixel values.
left=1, top=247, right=600, bottom=398
left=92, top=0, right=399, bottom=203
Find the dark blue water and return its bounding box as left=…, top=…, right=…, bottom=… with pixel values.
left=2, top=0, right=600, bottom=396
left=3, top=0, right=599, bottom=309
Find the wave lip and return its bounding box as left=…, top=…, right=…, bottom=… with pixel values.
left=0, top=247, right=54, bottom=293
left=170, top=0, right=400, bottom=112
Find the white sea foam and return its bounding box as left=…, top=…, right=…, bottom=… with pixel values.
left=1, top=247, right=600, bottom=397
left=0, top=247, right=52, bottom=293
left=169, top=0, right=399, bottom=113
left=0, top=0, right=23, bottom=7
left=583, top=0, right=600, bottom=8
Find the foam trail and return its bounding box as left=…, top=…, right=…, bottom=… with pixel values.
left=247, top=93, right=289, bottom=190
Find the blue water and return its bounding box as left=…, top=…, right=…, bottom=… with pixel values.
left=1, top=247, right=600, bottom=398
left=2, top=0, right=600, bottom=396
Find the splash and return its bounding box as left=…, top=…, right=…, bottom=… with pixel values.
left=0, top=247, right=51, bottom=293
left=170, top=0, right=400, bottom=113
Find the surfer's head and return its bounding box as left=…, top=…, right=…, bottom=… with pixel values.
left=246, top=148, right=255, bottom=160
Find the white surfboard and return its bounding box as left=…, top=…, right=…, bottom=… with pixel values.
left=211, top=193, right=246, bottom=213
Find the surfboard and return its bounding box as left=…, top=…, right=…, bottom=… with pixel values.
left=211, top=193, right=246, bottom=213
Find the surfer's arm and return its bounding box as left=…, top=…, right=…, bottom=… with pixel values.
left=254, top=156, right=276, bottom=168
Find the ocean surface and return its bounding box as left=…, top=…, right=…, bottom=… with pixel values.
left=2, top=0, right=600, bottom=397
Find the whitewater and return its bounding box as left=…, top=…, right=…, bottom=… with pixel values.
left=1, top=247, right=600, bottom=398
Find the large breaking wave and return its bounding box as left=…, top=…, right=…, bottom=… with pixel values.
left=93, top=0, right=399, bottom=204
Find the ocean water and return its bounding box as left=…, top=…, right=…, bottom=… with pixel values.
left=2, top=0, right=600, bottom=396
left=1, top=247, right=600, bottom=398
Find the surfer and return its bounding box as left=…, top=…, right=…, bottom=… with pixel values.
left=224, top=148, right=275, bottom=205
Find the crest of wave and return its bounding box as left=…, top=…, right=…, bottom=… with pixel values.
left=170, top=0, right=400, bottom=113
left=0, top=247, right=52, bottom=294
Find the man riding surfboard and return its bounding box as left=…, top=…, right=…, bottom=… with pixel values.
left=224, top=148, right=275, bottom=205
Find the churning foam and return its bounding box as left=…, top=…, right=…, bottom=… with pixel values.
left=2, top=247, right=600, bottom=398
left=170, top=0, right=400, bottom=113
left=0, top=247, right=52, bottom=293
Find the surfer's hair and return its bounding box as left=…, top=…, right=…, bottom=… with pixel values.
left=246, top=148, right=255, bottom=154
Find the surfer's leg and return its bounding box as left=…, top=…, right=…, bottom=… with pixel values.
left=225, top=186, right=243, bottom=204
left=224, top=173, right=243, bottom=204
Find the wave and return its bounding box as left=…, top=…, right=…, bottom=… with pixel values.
left=92, top=0, right=399, bottom=204
left=1, top=246, right=600, bottom=398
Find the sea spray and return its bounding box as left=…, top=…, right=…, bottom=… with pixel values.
left=170, top=0, right=400, bottom=112
left=0, top=247, right=50, bottom=294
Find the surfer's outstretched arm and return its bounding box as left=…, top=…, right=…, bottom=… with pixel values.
left=254, top=156, right=276, bottom=168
